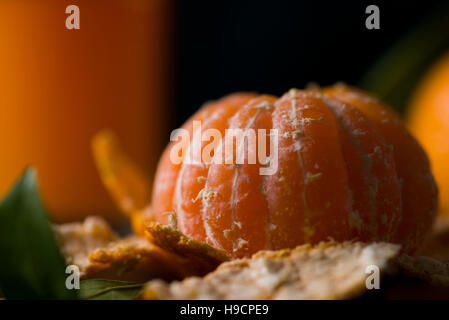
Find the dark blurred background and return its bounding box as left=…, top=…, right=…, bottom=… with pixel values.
left=173, top=0, right=449, bottom=127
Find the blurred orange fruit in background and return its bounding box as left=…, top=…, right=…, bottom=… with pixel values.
left=0, top=0, right=172, bottom=223
left=409, top=52, right=449, bottom=215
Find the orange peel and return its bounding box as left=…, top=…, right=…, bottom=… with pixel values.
left=92, top=130, right=151, bottom=235
left=55, top=217, right=227, bottom=282
left=145, top=222, right=229, bottom=274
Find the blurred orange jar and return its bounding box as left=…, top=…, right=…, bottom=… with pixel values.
left=0, top=0, right=172, bottom=222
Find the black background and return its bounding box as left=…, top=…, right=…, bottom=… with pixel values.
left=172, top=0, right=448, bottom=127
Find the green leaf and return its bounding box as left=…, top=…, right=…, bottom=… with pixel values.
left=79, top=279, right=143, bottom=300
left=0, top=168, right=76, bottom=300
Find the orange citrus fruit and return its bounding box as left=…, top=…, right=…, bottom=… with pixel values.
left=409, top=52, right=449, bottom=215
left=145, top=85, right=437, bottom=257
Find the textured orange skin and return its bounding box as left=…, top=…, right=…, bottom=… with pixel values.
left=408, top=53, right=449, bottom=216
left=147, top=85, right=437, bottom=258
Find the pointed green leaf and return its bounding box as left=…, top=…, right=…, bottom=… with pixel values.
left=0, top=168, right=76, bottom=299
left=79, top=279, right=143, bottom=300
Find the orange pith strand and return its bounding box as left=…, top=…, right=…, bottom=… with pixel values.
left=145, top=85, right=438, bottom=258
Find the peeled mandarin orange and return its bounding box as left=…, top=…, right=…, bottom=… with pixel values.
left=146, top=85, right=437, bottom=258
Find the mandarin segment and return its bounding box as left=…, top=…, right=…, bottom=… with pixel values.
left=284, top=90, right=351, bottom=244
left=323, top=96, right=402, bottom=242
left=203, top=95, right=277, bottom=256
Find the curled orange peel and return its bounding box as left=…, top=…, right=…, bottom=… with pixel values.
left=91, top=130, right=151, bottom=235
